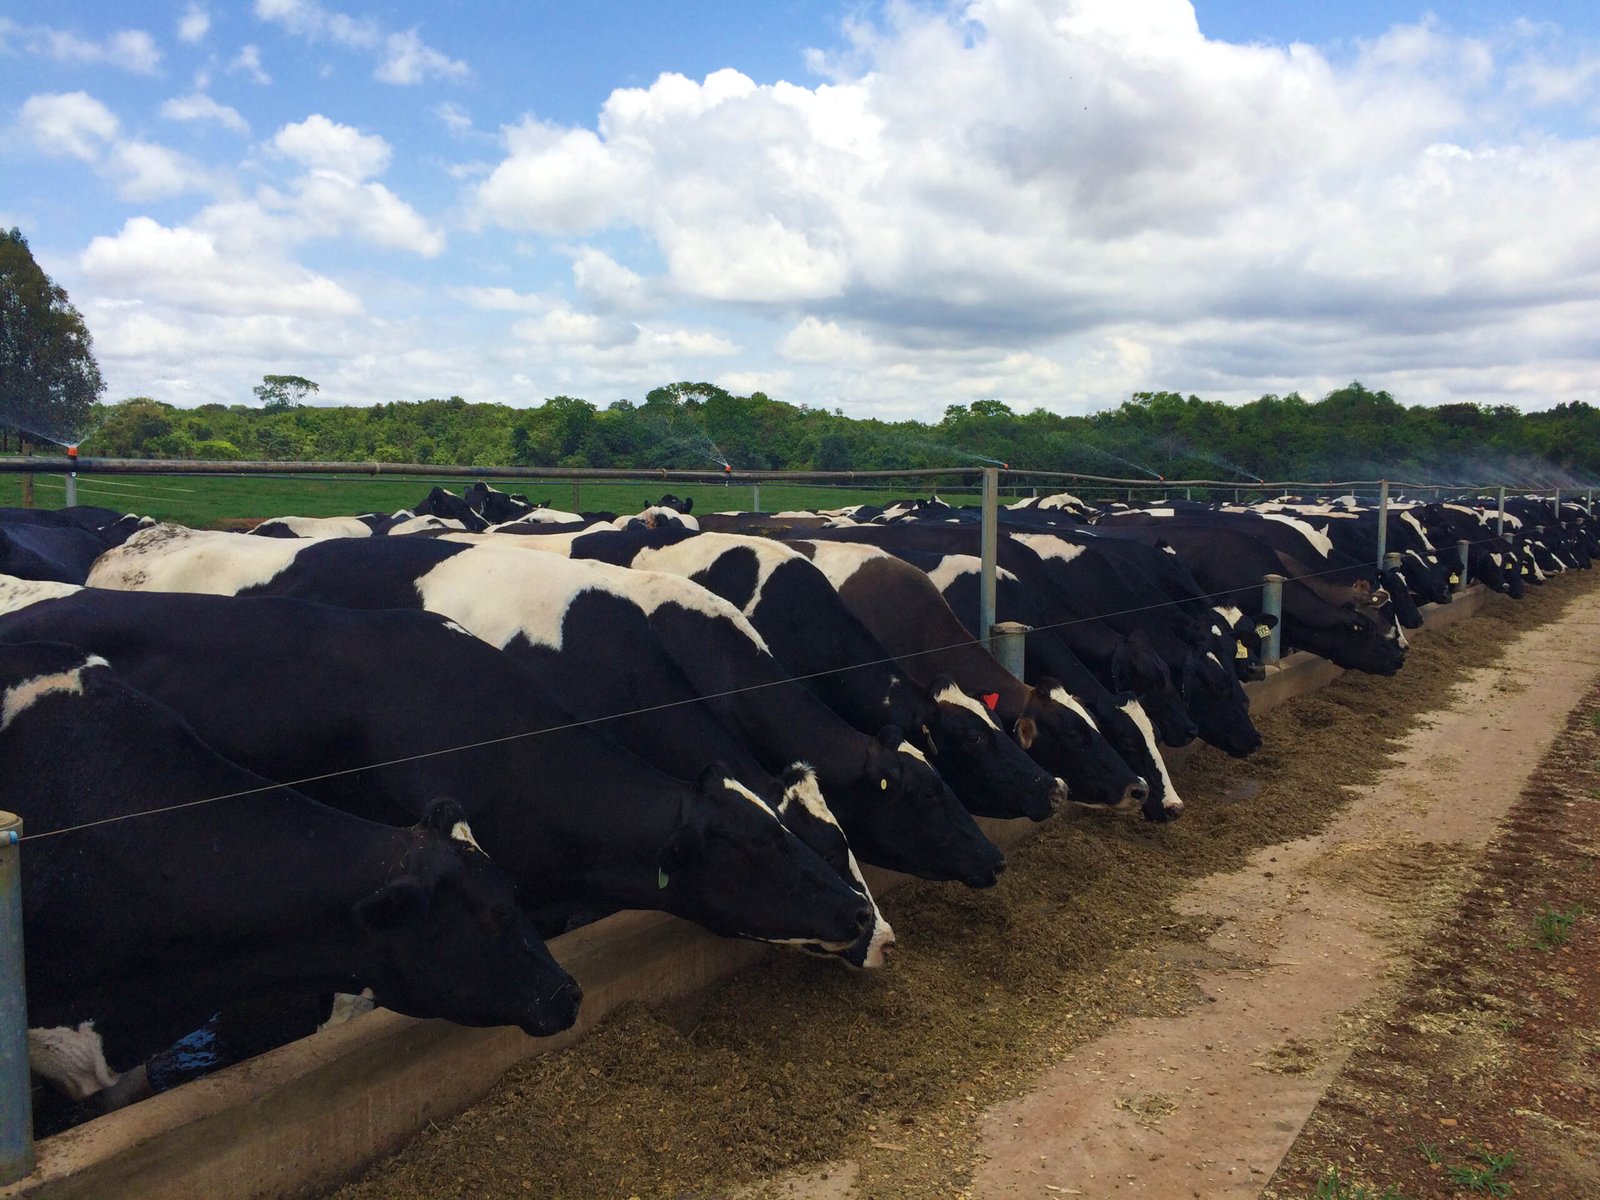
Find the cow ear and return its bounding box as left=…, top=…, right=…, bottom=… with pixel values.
left=876, top=725, right=906, bottom=749
left=926, top=673, right=957, bottom=695
left=682, top=497, right=693, bottom=513
left=354, top=878, right=431, bottom=932
left=1033, top=675, right=1063, bottom=699
left=1014, top=716, right=1038, bottom=750
left=1253, top=613, right=1279, bottom=631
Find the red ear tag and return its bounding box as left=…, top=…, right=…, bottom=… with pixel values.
left=981, top=693, right=999, bottom=711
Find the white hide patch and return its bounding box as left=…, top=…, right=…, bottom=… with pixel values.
left=413, top=544, right=597, bottom=651
left=2, top=655, right=108, bottom=732
left=0, top=574, right=83, bottom=615
left=777, top=765, right=839, bottom=831
left=1213, top=604, right=1245, bottom=631
left=791, top=542, right=892, bottom=591
left=494, top=508, right=584, bottom=526
left=255, top=515, right=373, bottom=538
left=1120, top=699, right=1182, bottom=815
left=633, top=532, right=804, bottom=617
left=935, top=682, right=1002, bottom=731
left=1257, top=513, right=1335, bottom=558
left=619, top=566, right=773, bottom=655
left=1443, top=504, right=1489, bottom=525
left=1011, top=532, right=1087, bottom=565
left=388, top=514, right=468, bottom=535
left=86, top=524, right=305, bottom=595
left=1046, top=686, right=1100, bottom=733
left=923, top=554, right=1018, bottom=593
left=1397, top=510, right=1436, bottom=549
left=29, top=1022, right=119, bottom=1100
left=897, top=740, right=930, bottom=766
left=1034, top=492, right=1088, bottom=511
left=449, top=821, right=485, bottom=853
left=632, top=506, right=701, bottom=530
left=724, top=776, right=773, bottom=814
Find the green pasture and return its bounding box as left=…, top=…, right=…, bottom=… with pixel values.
left=0, top=467, right=1019, bottom=529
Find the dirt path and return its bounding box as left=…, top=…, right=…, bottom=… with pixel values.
left=331, top=576, right=1599, bottom=1200
left=967, top=588, right=1600, bottom=1199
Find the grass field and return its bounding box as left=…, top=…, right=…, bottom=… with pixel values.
left=0, top=467, right=1025, bottom=529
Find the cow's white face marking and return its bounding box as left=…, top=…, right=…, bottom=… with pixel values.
left=898, top=740, right=930, bottom=766
left=725, top=777, right=771, bottom=813
left=0, top=574, right=82, bottom=614
left=1012, top=533, right=1087, bottom=564
left=28, top=1022, right=119, bottom=1100
left=2, top=655, right=108, bottom=731
left=1046, top=685, right=1100, bottom=732
left=1160, top=544, right=1176, bottom=555
left=86, top=524, right=304, bottom=595
left=1120, top=699, right=1182, bottom=814
left=1397, top=510, right=1435, bottom=549
left=1213, top=604, right=1245, bottom=630
left=449, top=820, right=485, bottom=853
left=935, top=682, right=1002, bottom=730
left=1205, top=652, right=1224, bottom=670
left=776, top=765, right=838, bottom=830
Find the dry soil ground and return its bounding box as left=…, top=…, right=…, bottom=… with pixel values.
left=330, top=572, right=1599, bottom=1200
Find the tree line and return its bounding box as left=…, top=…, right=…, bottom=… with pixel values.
left=54, top=383, right=1600, bottom=487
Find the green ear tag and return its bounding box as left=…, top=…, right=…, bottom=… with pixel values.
left=657, top=869, right=669, bottom=890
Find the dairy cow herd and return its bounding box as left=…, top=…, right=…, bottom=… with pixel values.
left=1, top=481, right=1593, bottom=1125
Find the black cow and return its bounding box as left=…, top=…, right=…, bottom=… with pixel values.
left=2, top=642, right=580, bottom=1100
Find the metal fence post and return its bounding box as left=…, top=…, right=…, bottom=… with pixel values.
left=991, top=621, right=1029, bottom=678
left=65, top=445, right=78, bottom=508
left=980, top=467, right=998, bottom=655
left=1553, top=487, right=1561, bottom=525
left=1375, top=479, right=1390, bottom=574
left=1456, top=541, right=1470, bottom=592
left=1496, top=485, right=1506, bottom=539
left=571, top=479, right=581, bottom=513
left=0, top=812, right=32, bottom=1185
left=752, top=482, right=761, bottom=513
left=1261, top=574, right=1284, bottom=667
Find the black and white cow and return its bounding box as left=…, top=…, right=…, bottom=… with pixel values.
left=1, top=641, right=581, bottom=1100
left=0, top=579, right=891, bottom=962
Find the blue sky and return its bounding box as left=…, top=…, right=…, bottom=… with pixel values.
left=3, top=1, right=1599, bottom=427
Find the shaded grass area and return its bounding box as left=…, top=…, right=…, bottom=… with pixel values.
left=0, top=469, right=987, bottom=529
left=330, top=576, right=1593, bottom=1200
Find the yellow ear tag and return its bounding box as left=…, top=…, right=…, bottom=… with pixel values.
left=879, top=778, right=888, bottom=791
left=1255, top=624, right=1271, bottom=639
left=1448, top=574, right=1459, bottom=584
left=1235, top=643, right=1248, bottom=659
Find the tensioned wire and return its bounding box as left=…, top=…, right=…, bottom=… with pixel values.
left=11, top=525, right=1554, bottom=843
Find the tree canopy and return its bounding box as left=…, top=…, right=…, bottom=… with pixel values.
left=252, top=374, right=319, bottom=411
left=0, top=227, right=104, bottom=445
left=73, top=382, right=1600, bottom=487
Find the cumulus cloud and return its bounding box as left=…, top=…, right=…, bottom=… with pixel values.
left=177, top=4, right=210, bottom=45
left=270, top=113, right=391, bottom=179
left=253, top=0, right=467, bottom=85
left=16, top=91, right=217, bottom=200
left=161, top=92, right=249, bottom=135
left=466, top=0, right=1600, bottom=413
left=229, top=44, right=271, bottom=84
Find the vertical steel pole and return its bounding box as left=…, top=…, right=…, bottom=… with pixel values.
left=1185, top=488, right=1192, bottom=501
left=1456, top=541, right=1470, bottom=592
left=752, top=482, right=761, bottom=513
left=1375, top=479, right=1390, bottom=575
left=1261, top=575, right=1284, bottom=667
left=1553, top=487, right=1561, bottom=526
left=1496, top=485, right=1506, bottom=539
left=991, top=621, right=1030, bottom=679
left=0, top=812, right=32, bottom=1185
left=64, top=445, right=78, bottom=508
left=980, top=467, right=998, bottom=654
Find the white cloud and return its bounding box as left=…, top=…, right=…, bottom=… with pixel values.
left=270, top=114, right=391, bottom=179
left=17, top=91, right=120, bottom=161
left=461, top=0, right=1600, bottom=415
left=434, top=100, right=473, bottom=134
left=5, top=23, right=163, bottom=74
left=254, top=0, right=467, bottom=85
left=377, top=29, right=470, bottom=85
left=229, top=44, right=271, bottom=84
left=81, top=216, right=362, bottom=317
left=289, top=174, right=445, bottom=256
left=161, top=92, right=249, bottom=135
left=177, top=4, right=211, bottom=45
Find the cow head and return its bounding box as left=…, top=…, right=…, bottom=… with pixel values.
left=1216, top=606, right=1274, bottom=683
left=1019, top=680, right=1152, bottom=816
left=1178, top=648, right=1262, bottom=758
left=1110, top=630, right=1197, bottom=747
left=354, top=800, right=582, bottom=1038
left=654, top=766, right=874, bottom=949
left=1378, top=566, right=1426, bottom=629
left=916, top=676, right=1062, bottom=821
left=835, top=728, right=1006, bottom=888
left=773, top=764, right=897, bottom=969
